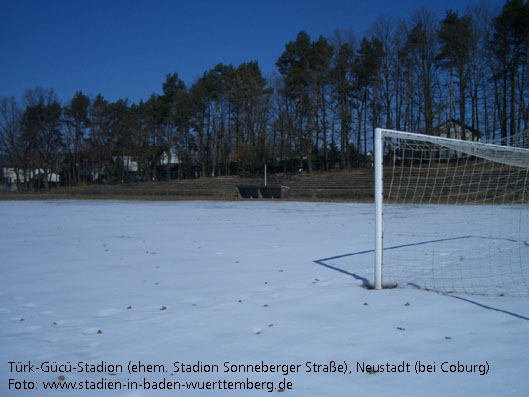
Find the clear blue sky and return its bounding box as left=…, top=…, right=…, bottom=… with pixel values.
left=1, top=0, right=504, bottom=104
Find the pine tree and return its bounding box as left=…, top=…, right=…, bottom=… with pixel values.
left=438, top=10, right=473, bottom=138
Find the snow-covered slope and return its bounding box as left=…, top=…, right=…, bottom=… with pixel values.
left=1, top=200, right=528, bottom=396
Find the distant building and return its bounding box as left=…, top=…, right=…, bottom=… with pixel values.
left=161, top=150, right=180, bottom=166
left=113, top=155, right=138, bottom=172
left=427, top=120, right=482, bottom=161
left=432, top=119, right=481, bottom=142
left=1, top=167, right=60, bottom=190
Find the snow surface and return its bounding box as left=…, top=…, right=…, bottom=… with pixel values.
left=1, top=200, right=528, bottom=396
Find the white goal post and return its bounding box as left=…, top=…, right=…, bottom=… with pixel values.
left=374, top=127, right=529, bottom=295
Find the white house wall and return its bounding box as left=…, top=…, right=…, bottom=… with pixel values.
left=2, top=168, right=60, bottom=184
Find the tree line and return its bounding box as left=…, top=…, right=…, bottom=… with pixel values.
left=1, top=0, right=528, bottom=189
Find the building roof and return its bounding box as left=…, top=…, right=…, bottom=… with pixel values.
left=432, top=119, right=481, bottom=141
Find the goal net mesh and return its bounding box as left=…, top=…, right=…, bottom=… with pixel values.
left=380, top=129, right=529, bottom=296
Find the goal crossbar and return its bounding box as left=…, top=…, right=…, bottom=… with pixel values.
left=378, top=129, right=529, bottom=168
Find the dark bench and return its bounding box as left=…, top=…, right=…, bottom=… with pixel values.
left=238, top=186, right=289, bottom=199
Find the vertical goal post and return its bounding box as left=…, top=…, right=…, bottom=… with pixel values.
left=374, top=127, right=529, bottom=295
left=374, top=128, right=384, bottom=290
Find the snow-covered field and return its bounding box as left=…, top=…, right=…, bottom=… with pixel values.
left=1, top=200, right=528, bottom=396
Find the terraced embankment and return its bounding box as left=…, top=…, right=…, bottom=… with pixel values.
left=0, top=169, right=377, bottom=201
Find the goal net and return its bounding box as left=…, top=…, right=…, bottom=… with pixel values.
left=374, top=128, right=529, bottom=296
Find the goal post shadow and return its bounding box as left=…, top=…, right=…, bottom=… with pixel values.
left=313, top=242, right=529, bottom=322
left=313, top=251, right=372, bottom=288
left=313, top=237, right=474, bottom=290
left=314, top=235, right=527, bottom=291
